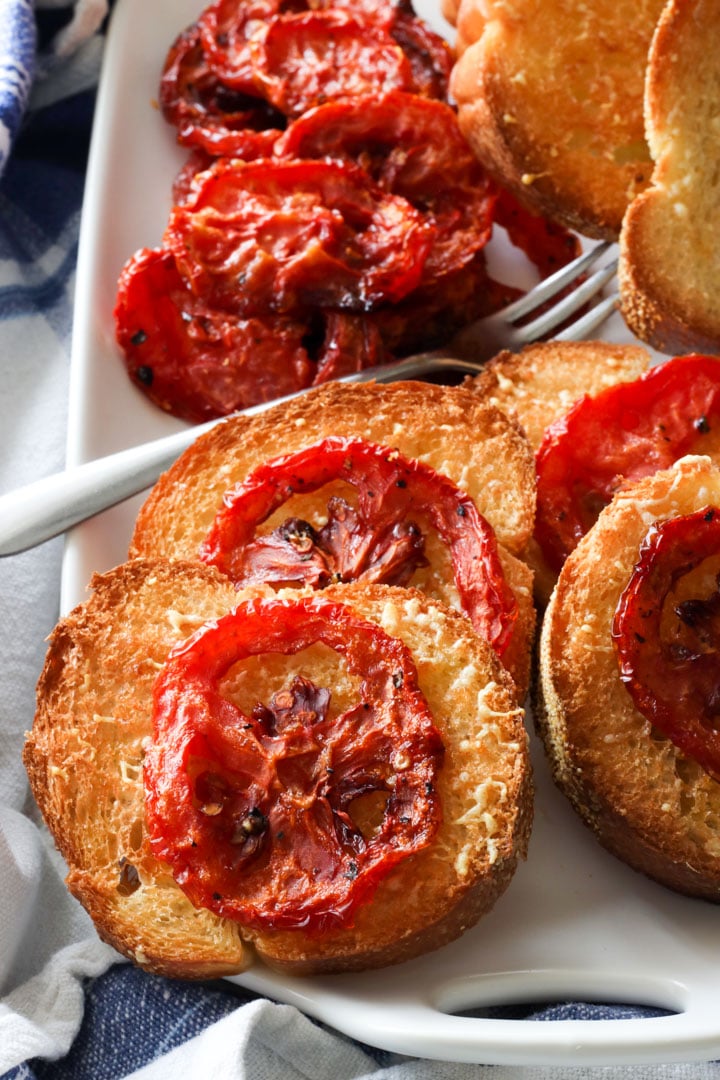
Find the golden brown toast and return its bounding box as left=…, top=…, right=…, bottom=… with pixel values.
left=470, top=340, right=653, bottom=603
left=536, top=456, right=720, bottom=900
left=130, top=379, right=537, bottom=698
left=619, top=0, right=720, bottom=354
left=25, top=560, right=533, bottom=976
left=447, top=0, right=664, bottom=239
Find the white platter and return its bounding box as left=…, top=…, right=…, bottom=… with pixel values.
left=64, top=0, right=720, bottom=1065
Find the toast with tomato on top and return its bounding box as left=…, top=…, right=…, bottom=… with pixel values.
left=536, top=455, right=720, bottom=900
left=24, top=562, right=532, bottom=976
left=129, top=379, right=537, bottom=700
left=472, top=344, right=720, bottom=606
left=619, top=0, right=720, bottom=354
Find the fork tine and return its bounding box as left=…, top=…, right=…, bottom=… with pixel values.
left=498, top=239, right=614, bottom=323
left=555, top=291, right=620, bottom=342
left=510, top=257, right=618, bottom=345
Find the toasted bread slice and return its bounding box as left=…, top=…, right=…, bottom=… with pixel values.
left=448, top=0, right=663, bottom=238
left=619, top=0, right=720, bottom=353
left=130, top=379, right=537, bottom=698
left=471, top=340, right=652, bottom=603
left=25, top=560, right=533, bottom=976
left=536, top=456, right=720, bottom=900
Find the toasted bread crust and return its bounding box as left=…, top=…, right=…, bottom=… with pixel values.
left=619, top=0, right=720, bottom=354
left=130, top=379, right=537, bottom=698
left=24, top=560, right=248, bottom=978
left=449, top=0, right=662, bottom=238
left=536, top=456, right=720, bottom=899
left=25, top=561, right=532, bottom=976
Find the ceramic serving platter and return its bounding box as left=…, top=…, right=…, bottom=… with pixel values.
left=62, top=0, right=720, bottom=1064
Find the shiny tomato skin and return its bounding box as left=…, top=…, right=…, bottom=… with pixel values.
left=164, top=157, right=433, bottom=315
left=276, top=91, right=495, bottom=284
left=536, top=354, right=720, bottom=572
left=200, top=436, right=518, bottom=656
left=198, top=0, right=278, bottom=89
left=114, top=247, right=315, bottom=422
left=144, top=595, right=444, bottom=932
left=612, top=507, right=720, bottom=782
left=388, top=11, right=452, bottom=100
left=115, top=249, right=391, bottom=421
left=252, top=10, right=416, bottom=118
left=160, top=23, right=284, bottom=155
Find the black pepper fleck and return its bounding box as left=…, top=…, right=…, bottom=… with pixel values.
left=136, top=365, right=154, bottom=386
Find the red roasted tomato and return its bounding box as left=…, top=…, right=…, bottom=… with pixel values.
left=276, top=91, right=496, bottom=285
left=144, top=594, right=444, bottom=932
left=199, top=436, right=518, bottom=656
left=252, top=11, right=419, bottom=118
left=198, top=0, right=449, bottom=99
left=114, top=248, right=389, bottom=422
left=535, top=355, right=720, bottom=571
left=159, top=23, right=284, bottom=157
left=165, top=157, right=434, bottom=315
left=612, top=507, right=720, bottom=782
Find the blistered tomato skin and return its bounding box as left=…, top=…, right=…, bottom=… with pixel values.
left=144, top=595, right=444, bottom=933
left=165, top=158, right=434, bottom=316
left=199, top=436, right=518, bottom=656
left=276, top=91, right=496, bottom=284
left=113, top=248, right=315, bottom=422
left=536, top=354, right=720, bottom=572
left=612, top=507, right=720, bottom=782
left=159, top=23, right=285, bottom=156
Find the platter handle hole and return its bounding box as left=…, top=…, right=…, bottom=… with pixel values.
left=435, top=970, right=687, bottom=1021
left=448, top=1000, right=676, bottom=1021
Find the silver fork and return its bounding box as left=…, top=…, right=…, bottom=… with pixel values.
left=0, top=242, right=618, bottom=556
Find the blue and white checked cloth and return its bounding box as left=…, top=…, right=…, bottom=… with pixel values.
left=0, top=0, right=34, bottom=173
left=0, top=3, right=719, bottom=1077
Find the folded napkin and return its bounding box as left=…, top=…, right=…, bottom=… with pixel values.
left=1, top=4, right=719, bottom=1079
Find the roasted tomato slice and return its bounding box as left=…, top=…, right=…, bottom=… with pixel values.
left=199, top=436, right=518, bottom=656
left=144, top=595, right=444, bottom=932
left=198, top=0, right=278, bottom=88
left=115, top=249, right=390, bottom=421
left=536, top=354, right=720, bottom=571
left=165, top=157, right=433, bottom=315
left=276, top=91, right=495, bottom=284
left=160, top=23, right=284, bottom=155
left=114, top=247, right=315, bottom=422
left=252, top=10, right=417, bottom=118
left=612, top=507, right=720, bottom=782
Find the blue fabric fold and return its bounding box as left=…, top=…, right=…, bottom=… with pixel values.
left=0, top=0, right=36, bottom=176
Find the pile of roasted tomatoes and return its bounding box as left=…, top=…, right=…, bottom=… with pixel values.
left=114, top=0, right=578, bottom=422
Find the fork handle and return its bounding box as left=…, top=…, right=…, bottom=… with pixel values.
left=0, top=356, right=481, bottom=556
